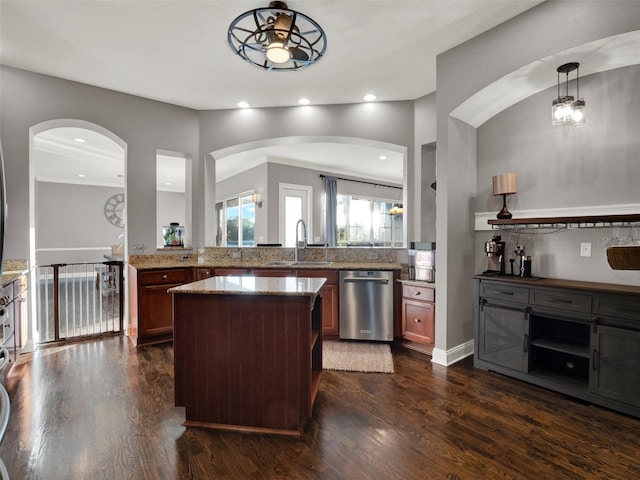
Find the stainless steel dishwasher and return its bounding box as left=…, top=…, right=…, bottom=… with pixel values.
left=339, top=270, right=394, bottom=341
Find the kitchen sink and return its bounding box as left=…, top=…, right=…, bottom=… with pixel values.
left=262, top=261, right=332, bottom=267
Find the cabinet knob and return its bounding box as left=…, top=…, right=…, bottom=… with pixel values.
left=414, top=291, right=421, bottom=296
left=414, top=318, right=421, bottom=323
left=162, top=274, right=168, bottom=279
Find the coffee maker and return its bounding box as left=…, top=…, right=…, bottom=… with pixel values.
left=484, top=235, right=505, bottom=274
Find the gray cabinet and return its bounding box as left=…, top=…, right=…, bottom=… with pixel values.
left=474, top=276, right=640, bottom=419
left=591, top=325, right=640, bottom=408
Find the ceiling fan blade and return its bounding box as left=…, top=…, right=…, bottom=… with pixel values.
left=290, top=47, right=309, bottom=61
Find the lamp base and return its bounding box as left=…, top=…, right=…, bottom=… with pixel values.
left=496, top=194, right=513, bottom=219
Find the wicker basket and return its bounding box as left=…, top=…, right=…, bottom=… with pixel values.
left=606, top=245, right=640, bottom=270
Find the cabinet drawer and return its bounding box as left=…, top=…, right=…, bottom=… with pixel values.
left=530, top=288, right=591, bottom=314
left=403, top=300, right=434, bottom=344
left=138, top=268, right=189, bottom=286
left=593, top=294, right=640, bottom=321
left=297, top=269, right=338, bottom=285
left=480, top=282, right=528, bottom=304
left=403, top=284, right=434, bottom=302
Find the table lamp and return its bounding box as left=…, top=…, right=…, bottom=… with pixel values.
left=492, top=173, right=517, bottom=219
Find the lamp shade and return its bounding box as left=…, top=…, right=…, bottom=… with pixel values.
left=492, top=173, right=517, bottom=196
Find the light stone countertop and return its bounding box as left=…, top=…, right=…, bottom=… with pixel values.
left=129, top=260, right=403, bottom=271
left=169, top=275, right=326, bottom=296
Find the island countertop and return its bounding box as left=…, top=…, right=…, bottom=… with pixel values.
left=168, top=275, right=326, bottom=296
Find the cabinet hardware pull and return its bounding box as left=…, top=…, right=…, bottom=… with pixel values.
left=592, top=348, right=599, bottom=370
left=493, top=290, right=514, bottom=296
left=414, top=318, right=421, bottom=323
left=162, top=275, right=168, bottom=279
left=546, top=297, right=572, bottom=304
left=523, top=334, right=529, bottom=353
left=414, top=291, right=421, bottom=296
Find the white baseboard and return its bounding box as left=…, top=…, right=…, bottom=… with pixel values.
left=431, top=339, right=474, bottom=366
left=475, top=203, right=640, bottom=231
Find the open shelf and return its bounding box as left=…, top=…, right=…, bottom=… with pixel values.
left=529, top=338, right=590, bottom=358
left=489, top=213, right=640, bottom=230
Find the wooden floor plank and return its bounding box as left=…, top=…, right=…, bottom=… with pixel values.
left=1, top=336, right=640, bottom=479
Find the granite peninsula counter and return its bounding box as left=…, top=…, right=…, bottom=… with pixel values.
left=170, top=275, right=326, bottom=436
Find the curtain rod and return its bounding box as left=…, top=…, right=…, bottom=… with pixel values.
left=319, top=174, right=402, bottom=190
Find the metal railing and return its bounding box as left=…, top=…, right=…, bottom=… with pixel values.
left=36, top=261, right=124, bottom=344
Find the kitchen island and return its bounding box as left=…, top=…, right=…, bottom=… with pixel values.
left=170, top=275, right=326, bottom=436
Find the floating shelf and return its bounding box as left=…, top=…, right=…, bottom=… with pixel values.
left=488, top=214, right=640, bottom=230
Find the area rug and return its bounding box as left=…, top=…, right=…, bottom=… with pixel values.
left=323, top=341, right=394, bottom=373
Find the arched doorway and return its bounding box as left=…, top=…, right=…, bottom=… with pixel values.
left=28, top=120, right=127, bottom=346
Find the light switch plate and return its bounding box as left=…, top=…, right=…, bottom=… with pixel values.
left=580, top=242, right=591, bottom=257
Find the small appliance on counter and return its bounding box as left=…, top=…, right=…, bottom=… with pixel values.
left=483, top=235, right=505, bottom=275
left=408, top=241, right=435, bottom=282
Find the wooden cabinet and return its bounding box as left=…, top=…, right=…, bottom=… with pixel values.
left=172, top=281, right=324, bottom=435
left=194, top=267, right=215, bottom=280
left=297, top=269, right=339, bottom=337
left=474, top=276, right=640, bottom=419
left=128, top=266, right=191, bottom=346
left=401, top=282, right=435, bottom=353
left=253, top=269, right=296, bottom=277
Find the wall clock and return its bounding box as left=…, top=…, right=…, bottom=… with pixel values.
left=104, top=193, right=125, bottom=228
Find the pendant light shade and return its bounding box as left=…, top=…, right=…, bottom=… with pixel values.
left=228, top=1, right=327, bottom=72
left=551, top=62, right=586, bottom=128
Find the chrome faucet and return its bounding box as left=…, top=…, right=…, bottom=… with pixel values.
left=295, top=219, right=307, bottom=263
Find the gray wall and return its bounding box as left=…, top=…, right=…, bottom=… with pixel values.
left=0, top=66, right=200, bottom=260
left=476, top=64, right=640, bottom=285
left=435, top=1, right=640, bottom=360
left=35, top=182, right=124, bottom=264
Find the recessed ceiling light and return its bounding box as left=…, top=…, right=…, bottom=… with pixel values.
left=298, top=98, right=311, bottom=105
left=364, top=94, right=377, bottom=102
left=78, top=174, right=86, bottom=178
left=74, top=138, right=86, bottom=143
left=379, top=155, right=387, bottom=161
left=237, top=101, right=250, bottom=109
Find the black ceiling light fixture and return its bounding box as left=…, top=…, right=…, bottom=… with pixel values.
left=227, top=1, right=327, bottom=72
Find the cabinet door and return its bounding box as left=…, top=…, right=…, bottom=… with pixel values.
left=139, top=283, right=182, bottom=337
left=195, top=267, right=215, bottom=280
left=591, top=325, right=640, bottom=408
left=402, top=299, right=434, bottom=345
left=478, top=302, right=529, bottom=372
left=298, top=270, right=339, bottom=336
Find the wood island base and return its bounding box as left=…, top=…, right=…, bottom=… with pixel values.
left=171, top=276, right=325, bottom=436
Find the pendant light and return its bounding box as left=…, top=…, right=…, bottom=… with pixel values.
left=551, top=62, right=586, bottom=128
left=227, top=1, right=327, bottom=72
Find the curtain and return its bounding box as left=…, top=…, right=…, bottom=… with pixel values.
left=322, top=175, right=338, bottom=246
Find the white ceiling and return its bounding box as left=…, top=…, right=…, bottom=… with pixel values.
left=5, top=0, right=542, bottom=187
left=0, top=0, right=542, bottom=110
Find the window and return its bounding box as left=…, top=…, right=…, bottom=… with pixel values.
left=337, top=194, right=403, bottom=247
left=215, top=192, right=256, bottom=247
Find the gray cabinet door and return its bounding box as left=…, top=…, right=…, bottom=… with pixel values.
left=478, top=302, right=529, bottom=372
left=591, top=325, right=640, bottom=408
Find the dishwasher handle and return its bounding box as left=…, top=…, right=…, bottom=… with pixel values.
left=343, top=277, right=389, bottom=284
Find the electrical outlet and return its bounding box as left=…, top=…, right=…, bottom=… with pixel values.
left=368, top=252, right=379, bottom=260
left=580, top=242, right=592, bottom=257
left=232, top=251, right=242, bottom=259
left=132, top=244, right=146, bottom=251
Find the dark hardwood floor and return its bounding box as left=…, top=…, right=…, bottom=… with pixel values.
left=2, top=336, right=640, bottom=479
